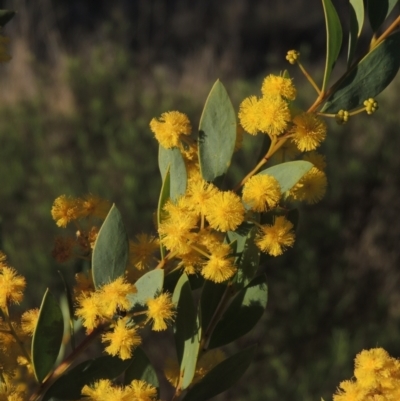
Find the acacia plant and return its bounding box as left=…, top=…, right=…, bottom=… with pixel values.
left=0, top=1, right=399, bottom=400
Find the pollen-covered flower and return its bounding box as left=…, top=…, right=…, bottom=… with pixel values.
left=51, top=195, right=82, bottom=228
left=79, top=194, right=111, bottom=220
left=302, top=151, right=327, bottom=171
left=102, top=318, right=141, bottom=360
left=21, top=309, right=40, bottom=336
left=261, top=74, right=296, bottom=101
left=150, top=111, right=191, bottom=149
left=128, top=380, right=158, bottom=401
left=187, top=179, right=218, bottom=216
left=258, top=96, right=291, bottom=136
left=0, top=266, right=26, bottom=308
left=205, top=190, right=245, bottom=232
left=289, top=167, right=327, bottom=204
left=98, top=277, right=137, bottom=318
left=129, top=234, right=159, bottom=271
left=201, top=246, right=236, bottom=283
left=333, top=379, right=367, bottom=401
left=242, top=174, right=281, bottom=212
left=238, top=96, right=261, bottom=135
left=75, top=292, right=103, bottom=332
left=291, top=112, right=327, bottom=151
left=145, top=293, right=176, bottom=331
left=256, top=216, right=295, bottom=256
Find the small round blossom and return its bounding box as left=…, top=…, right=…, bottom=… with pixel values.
left=238, top=96, right=260, bottom=135
left=204, top=190, right=245, bottom=232
left=51, top=195, right=82, bottom=228
left=0, top=266, right=26, bottom=309
left=201, top=247, right=236, bottom=283
left=256, top=216, right=295, bottom=256
left=242, top=174, right=281, bottom=212
left=289, top=167, right=327, bottom=204
left=21, top=309, right=40, bottom=336
left=75, top=292, right=103, bottom=332
left=128, top=380, right=158, bottom=401
left=149, top=111, right=191, bottom=149
left=257, top=96, right=291, bottom=136
left=79, top=194, right=111, bottom=220
left=187, top=179, right=218, bottom=216
left=146, top=293, right=176, bottom=331
left=129, top=234, right=159, bottom=271
left=302, top=151, right=327, bottom=171
left=261, top=74, right=296, bottom=100
left=290, top=112, right=327, bottom=151
left=101, top=318, right=141, bottom=360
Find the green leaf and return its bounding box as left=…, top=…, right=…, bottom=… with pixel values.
left=233, top=225, right=260, bottom=290
left=157, top=166, right=170, bottom=259
left=173, top=274, right=201, bottom=390
left=92, top=204, right=129, bottom=289
left=198, top=80, right=236, bottom=185
left=200, top=281, right=227, bottom=332
left=322, top=31, right=400, bottom=113
left=42, top=356, right=132, bottom=400
left=32, top=289, right=64, bottom=383
left=0, top=10, right=15, bottom=27
left=321, top=0, right=343, bottom=91
left=182, top=345, right=257, bottom=401
left=367, top=0, right=398, bottom=32
left=208, top=275, right=267, bottom=349
left=127, top=269, right=164, bottom=311
left=259, top=161, right=313, bottom=193
left=158, top=145, right=187, bottom=201
left=124, top=347, right=159, bottom=393
left=348, top=0, right=365, bottom=68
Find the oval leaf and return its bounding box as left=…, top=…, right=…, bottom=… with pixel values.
left=32, top=289, right=64, bottom=383
left=367, top=0, right=398, bottom=32
left=322, top=31, right=400, bottom=113
left=208, top=275, right=267, bottom=349
left=348, top=0, right=365, bottom=68
left=92, top=204, right=129, bottom=289
left=124, top=347, right=159, bottom=394
left=173, top=274, right=201, bottom=390
left=127, top=269, right=164, bottom=310
left=200, top=281, right=227, bottom=332
left=157, top=167, right=171, bottom=259
left=322, top=0, right=343, bottom=91
left=158, top=145, right=187, bottom=201
left=182, top=345, right=257, bottom=401
left=260, top=160, right=313, bottom=193
left=42, top=355, right=132, bottom=400
left=198, top=80, right=236, bottom=185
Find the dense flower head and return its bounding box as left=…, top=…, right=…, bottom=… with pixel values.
left=302, top=151, right=327, bottom=171
left=204, top=190, right=245, bottom=232
left=79, top=194, right=111, bottom=220
left=257, top=96, right=291, bottom=136
left=238, top=96, right=261, bottom=135
left=186, top=179, right=218, bottom=216
left=21, top=309, right=40, bottom=336
left=333, top=348, right=400, bottom=401
left=261, top=74, right=297, bottom=101
left=255, top=216, right=295, bottom=256
left=290, top=112, right=327, bottom=151
left=101, top=318, right=141, bottom=360
left=242, top=174, right=281, bottom=212
left=201, top=246, right=236, bottom=283
left=289, top=167, right=327, bottom=204
left=129, top=234, right=159, bottom=271
left=51, top=195, right=82, bottom=228
left=146, top=293, right=176, bottom=331
left=149, top=111, right=191, bottom=149
left=0, top=264, right=26, bottom=309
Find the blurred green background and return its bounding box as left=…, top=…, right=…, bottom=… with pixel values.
left=0, top=1, right=399, bottom=400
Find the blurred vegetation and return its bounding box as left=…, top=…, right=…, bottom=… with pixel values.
left=0, top=1, right=399, bottom=400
